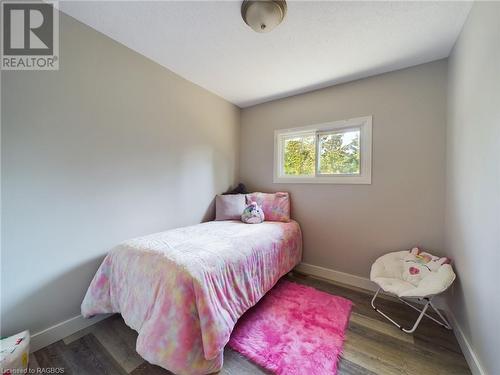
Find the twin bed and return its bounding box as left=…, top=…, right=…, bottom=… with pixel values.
left=81, top=219, right=302, bottom=375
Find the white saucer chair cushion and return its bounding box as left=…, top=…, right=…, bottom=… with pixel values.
left=370, top=250, right=456, bottom=298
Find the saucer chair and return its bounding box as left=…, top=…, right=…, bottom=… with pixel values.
left=370, top=248, right=455, bottom=333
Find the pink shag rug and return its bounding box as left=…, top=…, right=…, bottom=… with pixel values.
left=228, top=280, right=352, bottom=375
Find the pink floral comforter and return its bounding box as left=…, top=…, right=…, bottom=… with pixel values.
left=81, top=220, right=302, bottom=375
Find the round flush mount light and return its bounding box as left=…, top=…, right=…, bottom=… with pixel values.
left=241, top=0, right=287, bottom=33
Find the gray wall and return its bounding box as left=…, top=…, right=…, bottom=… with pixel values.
left=1, top=13, right=240, bottom=337
left=445, top=2, right=500, bottom=374
left=240, top=60, right=447, bottom=277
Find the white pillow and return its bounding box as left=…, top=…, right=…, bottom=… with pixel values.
left=215, top=194, right=246, bottom=221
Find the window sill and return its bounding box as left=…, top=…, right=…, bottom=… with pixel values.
left=273, top=175, right=371, bottom=184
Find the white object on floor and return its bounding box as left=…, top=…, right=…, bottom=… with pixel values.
left=370, top=249, right=456, bottom=333
left=0, top=330, right=30, bottom=373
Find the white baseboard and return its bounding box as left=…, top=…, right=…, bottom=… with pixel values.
left=294, top=261, right=484, bottom=375
left=294, top=262, right=378, bottom=292
left=447, top=312, right=486, bottom=375
left=30, top=313, right=112, bottom=352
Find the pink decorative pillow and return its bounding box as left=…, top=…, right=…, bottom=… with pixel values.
left=246, top=192, right=290, bottom=222
left=215, top=194, right=246, bottom=221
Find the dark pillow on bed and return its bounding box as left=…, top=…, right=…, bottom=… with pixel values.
left=222, top=183, right=249, bottom=195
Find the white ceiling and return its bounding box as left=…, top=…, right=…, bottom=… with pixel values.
left=59, top=1, right=472, bottom=108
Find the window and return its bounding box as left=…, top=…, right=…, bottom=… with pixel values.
left=274, top=116, right=372, bottom=184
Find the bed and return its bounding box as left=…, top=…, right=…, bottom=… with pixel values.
left=81, top=219, right=302, bottom=375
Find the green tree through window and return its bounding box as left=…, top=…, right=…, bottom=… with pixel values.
left=319, top=130, right=360, bottom=174
left=283, top=135, right=315, bottom=175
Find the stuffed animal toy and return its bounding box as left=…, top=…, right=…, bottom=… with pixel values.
left=241, top=202, right=265, bottom=224
left=0, top=330, right=30, bottom=374
left=402, top=247, right=451, bottom=286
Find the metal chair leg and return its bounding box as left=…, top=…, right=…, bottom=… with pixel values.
left=402, top=300, right=430, bottom=333
left=397, top=296, right=452, bottom=330
left=429, top=300, right=452, bottom=330
left=371, top=288, right=406, bottom=330
left=370, top=288, right=452, bottom=333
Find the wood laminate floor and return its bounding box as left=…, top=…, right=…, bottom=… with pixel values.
left=32, top=273, right=471, bottom=374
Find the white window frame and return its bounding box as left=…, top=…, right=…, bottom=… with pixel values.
left=274, top=116, right=372, bottom=184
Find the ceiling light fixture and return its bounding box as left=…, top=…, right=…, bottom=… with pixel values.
left=241, top=0, right=287, bottom=33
